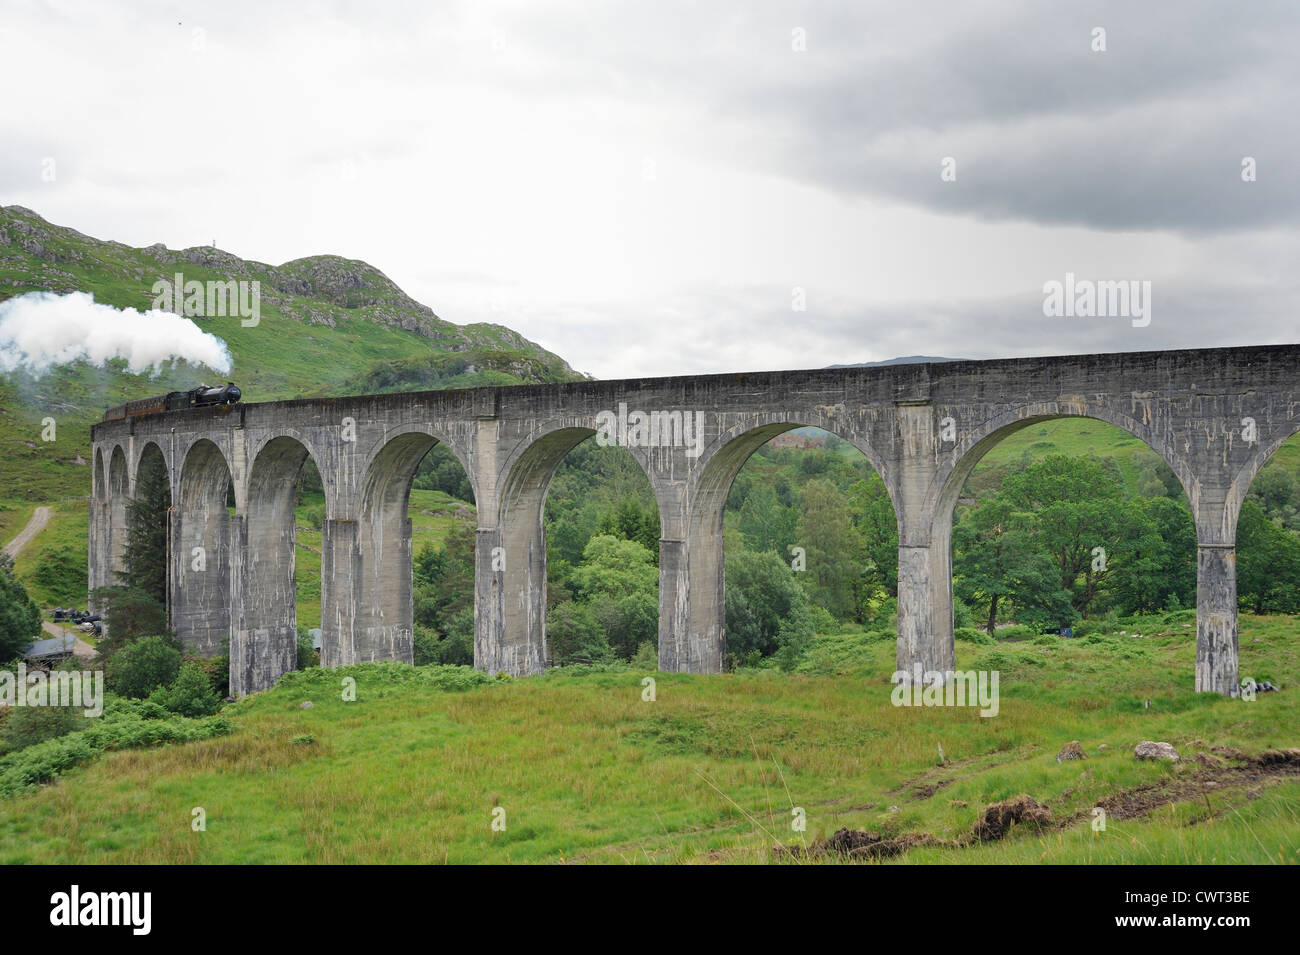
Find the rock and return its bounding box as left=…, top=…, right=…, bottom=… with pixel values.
left=1097, top=743, right=1108, bottom=753
left=1134, top=740, right=1179, bottom=761
left=1056, top=740, right=1087, bottom=763
left=1195, top=753, right=1224, bottom=768
left=300, top=700, right=314, bottom=709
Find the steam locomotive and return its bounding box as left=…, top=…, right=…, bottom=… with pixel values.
left=102, top=382, right=242, bottom=422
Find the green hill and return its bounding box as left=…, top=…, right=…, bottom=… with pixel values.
left=0, top=204, right=584, bottom=503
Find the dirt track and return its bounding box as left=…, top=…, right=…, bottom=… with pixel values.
left=2, top=505, right=52, bottom=559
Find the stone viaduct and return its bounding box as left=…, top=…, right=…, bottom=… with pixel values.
left=87, top=345, right=1300, bottom=698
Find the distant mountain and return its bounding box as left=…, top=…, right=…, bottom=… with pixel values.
left=825, top=355, right=961, bottom=369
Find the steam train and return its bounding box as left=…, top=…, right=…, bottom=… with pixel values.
left=102, top=382, right=242, bottom=422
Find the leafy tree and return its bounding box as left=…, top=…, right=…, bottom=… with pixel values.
left=0, top=554, right=40, bottom=662
left=848, top=474, right=898, bottom=598
left=737, top=485, right=797, bottom=558
left=596, top=497, right=660, bottom=562
left=150, top=661, right=222, bottom=717
left=1000, top=454, right=1139, bottom=615
left=547, top=600, right=611, bottom=664
left=953, top=497, right=1076, bottom=631
left=794, top=479, right=860, bottom=619
left=569, top=535, right=658, bottom=659
left=724, top=550, right=808, bottom=659
left=107, top=634, right=181, bottom=698
left=1237, top=500, right=1300, bottom=613
left=1108, top=497, right=1196, bottom=613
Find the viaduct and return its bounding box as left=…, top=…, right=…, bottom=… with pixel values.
left=87, top=345, right=1300, bottom=698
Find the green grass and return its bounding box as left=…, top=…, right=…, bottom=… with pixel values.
left=0, top=613, right=1294, bottom=864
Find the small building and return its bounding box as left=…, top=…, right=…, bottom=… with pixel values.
left=24, top=635, right=77, bottom=666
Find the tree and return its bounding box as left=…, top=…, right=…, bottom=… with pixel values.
left=723, top=550, right=809, bottom=659
left=547, top=600, right=610, bottom=664
left=848, top=474, right=898, bottom=598
left=150, top=661, right=222, bottom=717
left=794, top=479, right=860, bottom=619
left=569, top=535, right=658, bottom=659
left=121, top=452, right=170, bottom=604
left=1237, top=500, right=1300, bottom=613
left=107, top=634, right=181, bottom=698
left=0, top=554, right=40, bottom=662
left=953, top=498, right=1076, bottom=631
left=999, top=454, right=1139, bottom=615
left=91, top=585, right=170, bottom=658
left=737, top=485, right=797, bottom=558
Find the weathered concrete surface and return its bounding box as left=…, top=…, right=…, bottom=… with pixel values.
left=89, top=344, right=1300, bottom=696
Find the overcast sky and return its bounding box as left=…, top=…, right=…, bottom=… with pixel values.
left=4, top=0, right=1297, bottom=379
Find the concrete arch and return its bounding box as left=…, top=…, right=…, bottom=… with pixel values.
left=919, top=403, right=1204, bottom=687
left=245, top=429, right=335, bottom=517
left=490, top=424, right=604, bottom=674
left=232, top=435, right=321, bottom=697
left=107, top=445, right=130, bottom=578
left=174, top=438, right=233, bottom=657
left=356, top=424, right=477, bottom=508
left=495, top=418, right=657, bottom=525
left=344, top=429, right=475, bottom=665
left=1227, top=420, right=1300, bottom=541
left=672, top=416, right=892, bottom=673
left=933, top=404, right=1198, bottom=533
left=131, top=438, right=172, bottom=495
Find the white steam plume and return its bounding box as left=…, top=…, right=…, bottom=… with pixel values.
left=0, top=291, right=233, bottom=376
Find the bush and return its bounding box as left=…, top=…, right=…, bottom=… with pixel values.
left=547, top=601, right=610, bottom=665
left=0, top=701, right=85, bottom=755
left=106, top=635, right=181, bottom=698
left=630, top=641, right=658, bottom=671
left=296, top=629, right=319, bottom=670
left=149, top=662, right=223, bottom=718
left=413, top=626, right=439, bottom=666
left=955, top=626, right=996, bottom=646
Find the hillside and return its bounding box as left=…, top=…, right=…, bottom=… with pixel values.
left=0, top=611, right=1294, bottom=863
left=0, top=205, right=584, bottom=502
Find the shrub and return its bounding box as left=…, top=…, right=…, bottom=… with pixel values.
left=0, top=701, right=85, bottom=754
left=106, top=635, right=181, bottom=698
left=149, top=662, right=223, bottom=718
left=296, top=628, right=318, bottom=669
left=955, top=627, right=996, bottom=646
left=630, top=641, right=658, bottom=671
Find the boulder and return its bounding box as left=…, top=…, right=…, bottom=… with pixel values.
left=1134, top=740, right=1179, bottom=761
left=1056, top=740, right=1087, bottom=763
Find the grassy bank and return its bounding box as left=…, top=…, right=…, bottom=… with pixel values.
left=0, top=612, right=1294, bottom=864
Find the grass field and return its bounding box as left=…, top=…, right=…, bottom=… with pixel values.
left=0, top=612, right=1294, bottom=864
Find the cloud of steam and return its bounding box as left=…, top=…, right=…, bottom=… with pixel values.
left=0, top=291, right=233, bottom=376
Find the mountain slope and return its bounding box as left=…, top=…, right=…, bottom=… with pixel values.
left=0, top=205, right=585, bottom=500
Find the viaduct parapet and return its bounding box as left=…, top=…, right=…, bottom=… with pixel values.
left=88, top=345, right=1300, bottom=697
